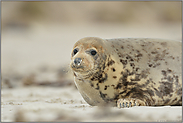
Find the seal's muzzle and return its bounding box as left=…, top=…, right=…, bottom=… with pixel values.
left=74, top=58, right=82, bottom=66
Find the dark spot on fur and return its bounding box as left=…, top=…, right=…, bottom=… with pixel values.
left=113, top=94, right=120, bottom=101
left=91, top=71, right=108, bottom=83
left=111, top=84, right=115, bottom=88
left=104, top=85, right=108, bottom=90
left=136, top=53, right=143, bottom=57
left=148, top=64, right=152, bottom=67
left=161, top=70, right=167, bottom=76
left=128, top=72, right=134, bottom=76
left=167, top=69, right=172, bottom=73
left=112, top=68, right=116, bottom=72
left=130, top=59, right=134, bottom=62
left=116, top=49, right=118, bottom=51
left=90, top=83, right=94, bottom=87
left=91, top=77, right=94, bottom=81
left=151, top=51, right=157, bottom=54
left=107, top=59, right=115, bottom=66
left=98, top=73, right=108, bottom=83
left=113, top=76, right=117, bottom=79
left=153, top=87, right=163, bottom=98
left=136, top=68, right=140, bottom=72
left=172, top=97, right=177, bottom=103
left=118, top=71, right=130, bottom=88
left=119, top=90, right=127, bottom=95
left=99, top=91, right=107, bottom=98
left=121, top=71, right=123, bottom=75
left=99, top=74, right=102, bottom=78
left=95, top=83, right=100, bottom=90
left=120, top=59, right=127, bottom=65
left=115, top=83, right=123, bottom=89
left=126, top=55, right=133, bottom=61
left=158, top=82, right=173, bottom=96
left=130, top=63, right=135, bottom=69
left=118, top=53, right=122, bottom=57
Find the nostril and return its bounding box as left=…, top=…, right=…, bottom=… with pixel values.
left=74, top=58, right=82, bottom=65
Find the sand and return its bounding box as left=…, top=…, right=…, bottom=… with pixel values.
left=1, top=22, right=182, bottom=122
left=1, top=86, right=182, bottom=122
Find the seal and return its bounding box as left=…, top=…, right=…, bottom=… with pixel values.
left=70, top=37, right=182, bottom=108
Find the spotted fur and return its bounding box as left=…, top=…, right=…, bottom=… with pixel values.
left=70, top=37, right=182, bottom=107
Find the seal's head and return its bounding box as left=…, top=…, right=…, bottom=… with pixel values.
left=70, top=37, right=107, bottom=79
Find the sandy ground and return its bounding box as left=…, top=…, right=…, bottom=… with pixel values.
left=1, top=22, right=182, bottom=122
left=1, top=86, right=182, bottom=122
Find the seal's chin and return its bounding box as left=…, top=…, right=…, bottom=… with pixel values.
left=70, top=64, right=96, bottom=80
left=73, top=70, right=95, bottom=80
left=70, top=63, right=90, bottom=73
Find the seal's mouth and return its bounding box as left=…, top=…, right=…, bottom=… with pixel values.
left=70, top=60, right=91, bottom=73
left=72, top=68, right=96, bottom=80
left=70, top=63, right=85, bottom=72
left=70, top=61, right=97, bottom=80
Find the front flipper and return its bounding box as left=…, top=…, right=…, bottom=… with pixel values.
left=117, top=98, right=147, bottom=108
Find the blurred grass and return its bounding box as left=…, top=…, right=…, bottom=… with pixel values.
left=2, top=1, right=181, bottom=29
left=17, top=2, right=44, bottom=19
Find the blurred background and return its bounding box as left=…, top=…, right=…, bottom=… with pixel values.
left=1, top=1, right=182, bottom=122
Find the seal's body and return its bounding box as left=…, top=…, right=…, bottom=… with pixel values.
left=70, top=37, right=182, bottom=108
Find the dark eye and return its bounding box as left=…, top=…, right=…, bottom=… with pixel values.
left=90, top=49, right=97, bottom=56
left=73, top=48, right=78, bottom=55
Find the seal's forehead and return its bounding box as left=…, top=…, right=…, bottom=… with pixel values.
left=74, top=37, right=105, bottom=51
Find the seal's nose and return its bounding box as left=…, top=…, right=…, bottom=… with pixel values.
left=74, top=58, right=82, bottom=66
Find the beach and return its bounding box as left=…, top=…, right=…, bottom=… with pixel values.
left=1, top=22, right=182, bottom=122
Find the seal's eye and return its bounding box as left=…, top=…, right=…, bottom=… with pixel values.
left=90, top=49, right=97, bottom=56
left=73, top=48, right=78, bottom=56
